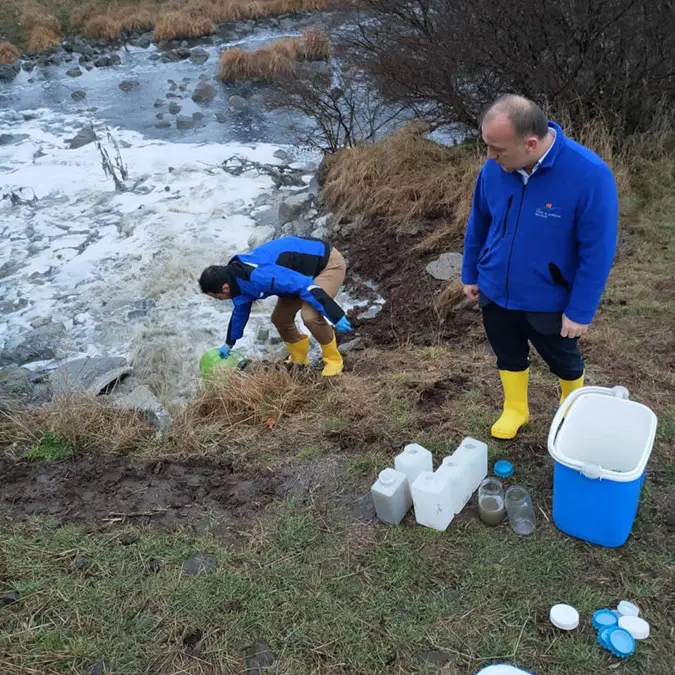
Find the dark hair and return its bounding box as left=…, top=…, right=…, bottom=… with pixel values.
left=482, top=95, right=549, bottom=140
left=199, top=265, right=230, bottom=294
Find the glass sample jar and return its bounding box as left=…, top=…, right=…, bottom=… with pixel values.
left=505, top=485, right=536, bottom=535
left=478, top=477, right=505, bottom=525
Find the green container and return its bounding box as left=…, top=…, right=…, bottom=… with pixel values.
left=199, top=348, right=250, bottom=382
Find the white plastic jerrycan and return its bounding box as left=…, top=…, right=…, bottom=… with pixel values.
left=371, top=468, right=412, bottom=525
left=449, top=437, right=488, bottom=493
left=476, top=666, right=532, bottom=674
left=411, top=471, right=455, bottom=531
left=394, top=443, right=433, bottom=485
left=437, top=456, right=473, bottom=513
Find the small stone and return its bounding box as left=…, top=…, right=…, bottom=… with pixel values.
left=110, top=54, right=121, bottom=66
left=183, top=553, right=217, bottom=576
left=156, top=112, right=164, bottom=120
left=176, top=115, right=194, bottom=130
left=228, top=94, right=249, bottom=110
left=192, top=112, right=204, bottom=122
left=66, top=67, right=83, bottom=77
left=215, top=110, right=227, bottom=123
left=190, top=47, right=209, bottom=65
left=192, top=80, right=216, bottom=103
left=338, top=337, right=364, bottom=354
left=153, top=99, right=165, bottom=108
left=148, top=557, right=163, bottom=573
left=0, top=64, right=19, bottom=82
left=168, top=102, right=182, bottom=115
left=119, top=80, right=140, bottom=92
left=74, top=555, right=87, bottom=571
left=94, top=56, right=111, bottom=68
left=68, top=126, right=97, bottom=150
left=119, top=534, right=138, bottom=546
left=245, top=640, right=275, bottom=674
left=71, top=90, right=86, bottom=102
left=425, top=251, right=464, bottom=281
left=0, top=591, right=20, bottom=606
left=257, top=327, right=270, bottom=342
left=155, top=120, right=171, bottom=129
left=273, top=149, right=291, bottom=163
left=88, top=658, right=109, bottom=675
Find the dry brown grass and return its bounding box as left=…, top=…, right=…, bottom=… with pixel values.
left=218, top=29, right=329, bottom=82
left=324, top=121, right=483, bottom=248
left=152, top=12, right=216, bottom=41
left=82, top=16, right=122, bottom=41
left=0, top=394, right=157, bottom=454
left=26, top=25, right=61, bottom=52
left=19, top=7, right=61, bottom=32
left=0, top=41, right=20, bottom=63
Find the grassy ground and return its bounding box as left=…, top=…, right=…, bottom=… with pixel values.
left=1, top=132, right=674, bottom=673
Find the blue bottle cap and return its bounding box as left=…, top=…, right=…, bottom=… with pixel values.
left=494, top=460, right=514, bottom=478
left=592, top=609, right=619, bottom=630
left=606, top=627, right=635, bottom=658
left=598, top=626, right=614, bottom=650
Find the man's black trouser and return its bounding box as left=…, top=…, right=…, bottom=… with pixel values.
left=481, top=299, right=584, bottom=381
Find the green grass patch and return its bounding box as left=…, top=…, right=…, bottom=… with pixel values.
left=23, top=431, right=72, bottom=461
left=0, top=500, right=672, bottom=675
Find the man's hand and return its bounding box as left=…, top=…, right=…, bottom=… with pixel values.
left=463, top=284, right=480, bottom=302
left=218, top=344, right=232, bottom=359
left=561, top=315, right=588, bottom=339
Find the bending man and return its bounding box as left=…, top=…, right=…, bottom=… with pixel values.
left=199, top=235, right=352, bottom=377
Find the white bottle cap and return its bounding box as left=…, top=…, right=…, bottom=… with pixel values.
left=618, top=615, right=650, bottom=639
left=550, top=603, right=579, bottom=630
left=378, top=469, right=397, bottom=485
left=617, top=600, right=640, bottom=617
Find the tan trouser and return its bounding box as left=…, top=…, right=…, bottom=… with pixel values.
left=271, top=247, right=346, bottom=345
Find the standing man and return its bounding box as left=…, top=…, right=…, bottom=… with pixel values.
left=462, top=95, right=619, bottom=440
left=199, top=235, right=352, bottom=377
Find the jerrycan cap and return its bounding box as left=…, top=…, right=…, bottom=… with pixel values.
left=494, top=460, right=514, bottom=478
left=605, top=627, right=635, bottom=657
left=550, top=603, right=579, bottom=630
left=617, top=600, right=640, bottom=617
left=378, top=468, right=398, bottom=486
left=618, top=615, right=650, bottom=640
left=592, top=609, right=619, bottom=630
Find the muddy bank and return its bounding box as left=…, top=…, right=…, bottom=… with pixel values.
left=336, top=221, right=479, bottom=347
left=0, top=452, right=375, bottom=532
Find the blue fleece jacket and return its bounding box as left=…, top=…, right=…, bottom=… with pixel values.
left=225, top=236, right=345, bottom=346
left=461, top=122, right=619, bottom=324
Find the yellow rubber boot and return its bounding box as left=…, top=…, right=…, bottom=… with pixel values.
left=320, top=335, right=343, bottom=377
left=491, top=369, right=530, bottom=440
left=284, top=335, right=310, bottom=366
left=559, top=373, right=584, bottom=405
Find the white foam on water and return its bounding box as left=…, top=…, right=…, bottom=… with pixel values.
left=0, top=108, right=367, bottom=400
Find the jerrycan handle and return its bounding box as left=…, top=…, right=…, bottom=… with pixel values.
left=547, top=386, right=626, bottom=454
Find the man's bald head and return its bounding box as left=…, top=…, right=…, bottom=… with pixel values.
left=481, top=95, right=549, bottom=140
left=480, top=95, right=552, bottom=172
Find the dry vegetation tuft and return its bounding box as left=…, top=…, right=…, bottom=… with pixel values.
left=152, top=12, right=216, bottom=41
left=1, top=394, right=157, bottom=454
left=218, top=29, right=330, bottom=82
left=82, top=16, right=122, bottom=41
left=0, top=41, right=20, bottom=63
left=324, top=121, right=482, bottom=247
left=19, top=5, right=62, bottom=53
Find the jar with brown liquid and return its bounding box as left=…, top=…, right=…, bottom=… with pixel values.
left=478, top=477, right=506, bottom=525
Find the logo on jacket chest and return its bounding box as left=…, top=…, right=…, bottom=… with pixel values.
left=535, top=202, right=562, bottom=219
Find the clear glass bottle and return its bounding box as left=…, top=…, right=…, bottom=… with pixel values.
left=505, top=485, right=536, bottom=535
left=478, top=477, right=505, bottom=525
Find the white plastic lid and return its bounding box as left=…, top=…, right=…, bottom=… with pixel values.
left=378, top=469, right=397, bottom=485
left=617, top=600, right=640, bottom=617
left=618, top=615, right=650, bottom=639
left=550, top=604, right=579, bottom=630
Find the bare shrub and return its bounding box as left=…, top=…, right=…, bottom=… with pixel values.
left=350, top=0, right=675, bottom=139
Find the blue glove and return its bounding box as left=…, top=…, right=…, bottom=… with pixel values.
left=218, top=344, right=231, bottom=359
left=334, top=316, right=353, bottom=334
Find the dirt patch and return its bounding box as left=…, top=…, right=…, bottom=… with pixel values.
left=0, top=454, right=281, bottom=531
left=0, top=452, right=374, bottom=532
left=338, top=222, right=478, bottom=346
